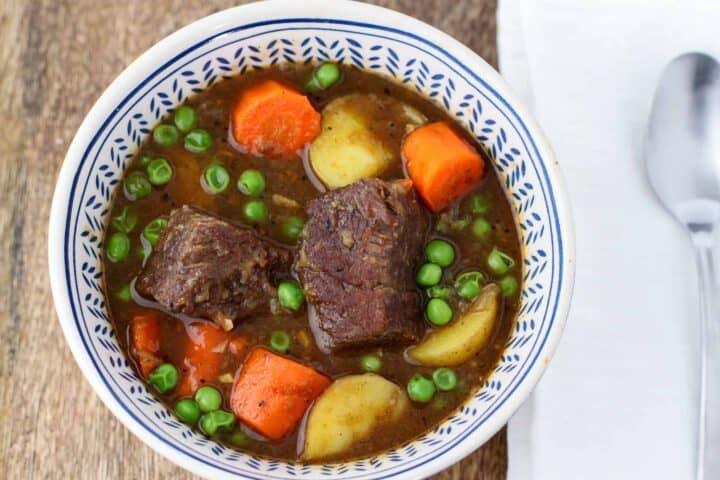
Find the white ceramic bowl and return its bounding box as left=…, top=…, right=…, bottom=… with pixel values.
left=48, top=1, right=574, bottom=479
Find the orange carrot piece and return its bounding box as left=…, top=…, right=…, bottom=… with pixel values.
left=231, top=80, right=321, bottom=159
left=402, top=121, right=486, bottom=212
left=230, top=348, right=330, bottom=441
left=130, top=312, right=162, bottom=378
left=176, top=321, right=230, bottom=397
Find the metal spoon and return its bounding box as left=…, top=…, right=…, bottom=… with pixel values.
left=645, top=52, right=720, bottom=479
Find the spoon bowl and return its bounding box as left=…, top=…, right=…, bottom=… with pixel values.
left=646, top=53, right=720, bottom=236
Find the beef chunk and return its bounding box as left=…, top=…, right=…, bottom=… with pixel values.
left=135, top=206, right=292, bottom=330
left=295, top=178, right=428, bottom=352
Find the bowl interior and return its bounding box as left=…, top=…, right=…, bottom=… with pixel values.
left=50, top=5, right=571, bottom=480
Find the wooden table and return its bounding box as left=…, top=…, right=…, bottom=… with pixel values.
left=0, top=1, right=505, bottom=478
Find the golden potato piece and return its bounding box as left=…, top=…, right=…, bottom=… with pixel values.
left=300, top=373, right=409, bottom=461
left=309, top=94, right=426, bottom=189
left=407, top=284, right=501, bottom=367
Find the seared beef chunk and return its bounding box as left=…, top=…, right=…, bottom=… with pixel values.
left=295, top=178, right=427, bottom=352
left=135, top=206, right=291, bottom=330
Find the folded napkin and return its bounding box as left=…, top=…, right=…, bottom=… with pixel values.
left=498, top=0, right=720, bottom=478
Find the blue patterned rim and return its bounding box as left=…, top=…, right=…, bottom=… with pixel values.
left=52, top=13, right=570, bottom=480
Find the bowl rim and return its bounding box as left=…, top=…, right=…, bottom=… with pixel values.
left=48, top=1, right=575, bottom=478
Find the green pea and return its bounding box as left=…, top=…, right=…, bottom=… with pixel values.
left=243, top=200, right=268, bottom=223
left=106, top=232, right=130, bottom=263
left=472, top=218, right=492, bottom=239
left=487, top=247, right=515, bottom=275
left=361, top=354, right=382, bottom=373
left=426, top=298, right=452, bottom=326
left=281, top=216, right=305, bottom=241
left=269, top=330, right=291, bottom=353
left=306, top=62, right=341, bottom=93
left=148, top=363, right=178, bottom=393
left=425, top=239, right=455, bottom=267
left=432, top=368, right=458, bottom=391
left=499, top=275, right=519, bottom=297
left=143, top=218, right=168, bottom=247
left=456, top=280, right=480, bottom=300
left=316, top=63, right=341, bottom=87
left=416, top=263, right=442, bottom=287
left=204, top=165, right=230, bottom=194
left=454, top=271, right=484, bottom=300
left=138, top=155, right=152, bottom=167
left=278, top=281, right=304, bottom=311
left=175, top=398, right=201, bottom=423
left=194, top=386, right=222, bottom=413
left=468, top=194, right=490, bottom=214
left=305, top=76, right=322, bottom=93
left=200, top=410, right=235, bottom=436
left=147, top=158, right=173, bottom=186
left=111, top=206, right=138, bottom=233
left=228, top=429, right=251, bottom=447
left=427, top=285, right=452, bottom=300
left=124, top=171, right=152, bottom=201
left=174, top=105, right=197, bottom=132
left=237, top=169, right=266, bottom=197
left=114, top=284, right=132, bottom=302
left=153, top=124, right=179, bottom=146
left=407, top=374, right=436, bottom=403
left=185, top=129, right=213, bottom=153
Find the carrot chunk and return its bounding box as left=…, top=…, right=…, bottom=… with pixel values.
left=130, top=312, right=162, bottom=378
left=230, top=348, right=330, bottom=441
left=176, top=321, right=230, bottom=397
left=402, top=121, right=486, bottom=212
left=231, top=80, right=321, bottom=159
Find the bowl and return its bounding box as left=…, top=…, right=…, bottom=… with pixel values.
left=48, top=1, right=575, bottom=478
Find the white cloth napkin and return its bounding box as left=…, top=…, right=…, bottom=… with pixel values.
left=498, top=1, right=720, bottom=478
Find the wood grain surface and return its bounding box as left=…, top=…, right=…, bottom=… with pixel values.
left=0, top=1, right=505, bottom=478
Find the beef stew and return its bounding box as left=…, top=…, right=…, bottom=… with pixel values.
left=103, top=63, right=522, bottom=462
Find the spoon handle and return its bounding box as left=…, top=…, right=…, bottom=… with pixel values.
left=692, top=237, right=720, bottom=480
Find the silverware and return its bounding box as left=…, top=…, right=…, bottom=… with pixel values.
left=645, top=52, right=720, bottom=480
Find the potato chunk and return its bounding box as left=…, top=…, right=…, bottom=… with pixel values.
left=407, top=284, right=501, bottom=367
left=300, top=373, right=409, bottom=461
left=309, top=94, right=426, bottom=189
